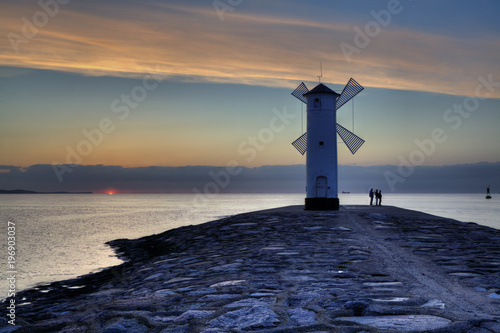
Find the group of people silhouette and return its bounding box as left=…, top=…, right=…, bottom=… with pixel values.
left=369, top=188, right=382, bottom=206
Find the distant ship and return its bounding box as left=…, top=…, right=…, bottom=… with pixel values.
left=342, top=191, right=350, bottom=194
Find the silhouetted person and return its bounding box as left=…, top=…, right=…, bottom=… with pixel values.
left=374, top=190, right=379, bottom=206
left=378, top=190, right=382, bottom=206
left=487, top=186, right=490, bottom=196
left=369, top=188, right=374, bottom=205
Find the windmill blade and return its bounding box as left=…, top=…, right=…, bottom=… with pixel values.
left=291, top=132, right=307, bottom=155
left=291, top=82, right=309, bottom=104
left=336, top=124, right=365, bottom=154
left=336, top=78, right=364, bottom=110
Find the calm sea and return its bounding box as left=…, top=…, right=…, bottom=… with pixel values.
left=1, top=193, right=498, bottom=293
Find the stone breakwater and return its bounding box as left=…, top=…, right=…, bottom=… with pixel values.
left=3, top=205, right=500, bottom=332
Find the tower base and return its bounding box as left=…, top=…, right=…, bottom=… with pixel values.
left=305, top=198, right=339, bottom=211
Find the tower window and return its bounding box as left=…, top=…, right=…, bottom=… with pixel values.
left=314, top=98, right=321, bottom=108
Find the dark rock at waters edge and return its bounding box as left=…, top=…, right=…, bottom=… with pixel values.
left=3, top=205, right=500, bottom=332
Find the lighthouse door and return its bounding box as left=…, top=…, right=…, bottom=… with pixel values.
left=316, top=176, right=327, bottom=197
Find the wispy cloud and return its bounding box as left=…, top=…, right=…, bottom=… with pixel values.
left=2, top=1, right=499, bottom=97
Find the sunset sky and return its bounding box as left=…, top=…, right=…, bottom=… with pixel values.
left=1, top=0, right=499, bottom=191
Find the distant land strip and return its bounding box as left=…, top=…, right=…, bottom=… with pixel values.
left=0, top=189, right=92, bottom=194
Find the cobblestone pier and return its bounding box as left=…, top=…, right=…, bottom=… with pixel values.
left=3, top=205, right=500, bottom=332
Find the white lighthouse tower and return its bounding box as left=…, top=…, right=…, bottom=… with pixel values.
left=291, top=78, right=365, bottom=210
left=304, top=84, right=340, bottom=210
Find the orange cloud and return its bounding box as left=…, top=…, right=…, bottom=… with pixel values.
left=1, top=2, right=499, bottom=98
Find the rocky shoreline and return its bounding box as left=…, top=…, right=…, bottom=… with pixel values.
left=2, top=205, right=500, bottom=332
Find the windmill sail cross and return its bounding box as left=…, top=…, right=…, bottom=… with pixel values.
left=290, top=79, right=365, bottom=155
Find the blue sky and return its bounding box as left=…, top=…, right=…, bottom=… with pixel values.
left=1, top=0, right=499, bottom=192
